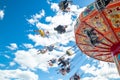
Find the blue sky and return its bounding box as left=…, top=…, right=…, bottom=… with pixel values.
left=0, top=0, right=120, bottom=80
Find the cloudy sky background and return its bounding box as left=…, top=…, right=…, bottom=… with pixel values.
left=0, top=0, right=120, bottom=80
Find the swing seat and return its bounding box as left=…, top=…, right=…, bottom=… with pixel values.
left=39, top=30, right=45, bottom=37
left=66, top=49, right=73, bottom=56
left=49, top=63, right=53, bottom=66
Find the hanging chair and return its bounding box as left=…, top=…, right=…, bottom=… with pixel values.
left=48, top=62, right=53, bottom=66
left=39, top=30, right=45, bottom=37
left=59, top=1, right=65, bottom=10
left=66, top=49, right=74, bottom=56
left=60, top=68, right=67, bottom=75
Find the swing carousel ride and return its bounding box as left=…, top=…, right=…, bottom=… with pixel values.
left=74, top=0, right=120, bottom=75
left=34, top=0, right=120, bottom=79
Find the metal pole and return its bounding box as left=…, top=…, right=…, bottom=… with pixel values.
left=111, top=53, right=120, bottom=75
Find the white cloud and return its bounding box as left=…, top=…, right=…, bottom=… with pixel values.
left=50, top=3, right=59, bottom=12
left=9, top=62, right=15, bottom=66
left=13, top=44, right=74, bottom=72
left=46, top=16, right=52, bottom=22
left=27, top=4, right=83, bottom=47
left=23, top=43, right=33, bottom=49
left=0, top=10, right=4, bottom=20
left=14, top=49, right=39, bottom=69
left=35, top=22, right=53, bottom=30
left=0, top=69, right=38, bottom=80
left=27, top=3, right=85, bottom=29
left=46, top=12, right=73, bottom=25
left=0, top=64, right=5, bottom=67
left=69, top=5, right=86, bottom=14
left=27, top=9, right=45, bottom=25
left=4, top=55, right=10, bottom=59
left=14, top=48, right=58, bottom=71
left=28, top=34, right=54, bottom=46
left=81, top=61, right=120, bottom=80
left=28, top=32, right=74, bottom=46
left=7, top=43, right=18, bottom=50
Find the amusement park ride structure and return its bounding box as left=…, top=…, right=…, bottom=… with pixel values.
left=74, top=0, right=120, bottom=75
